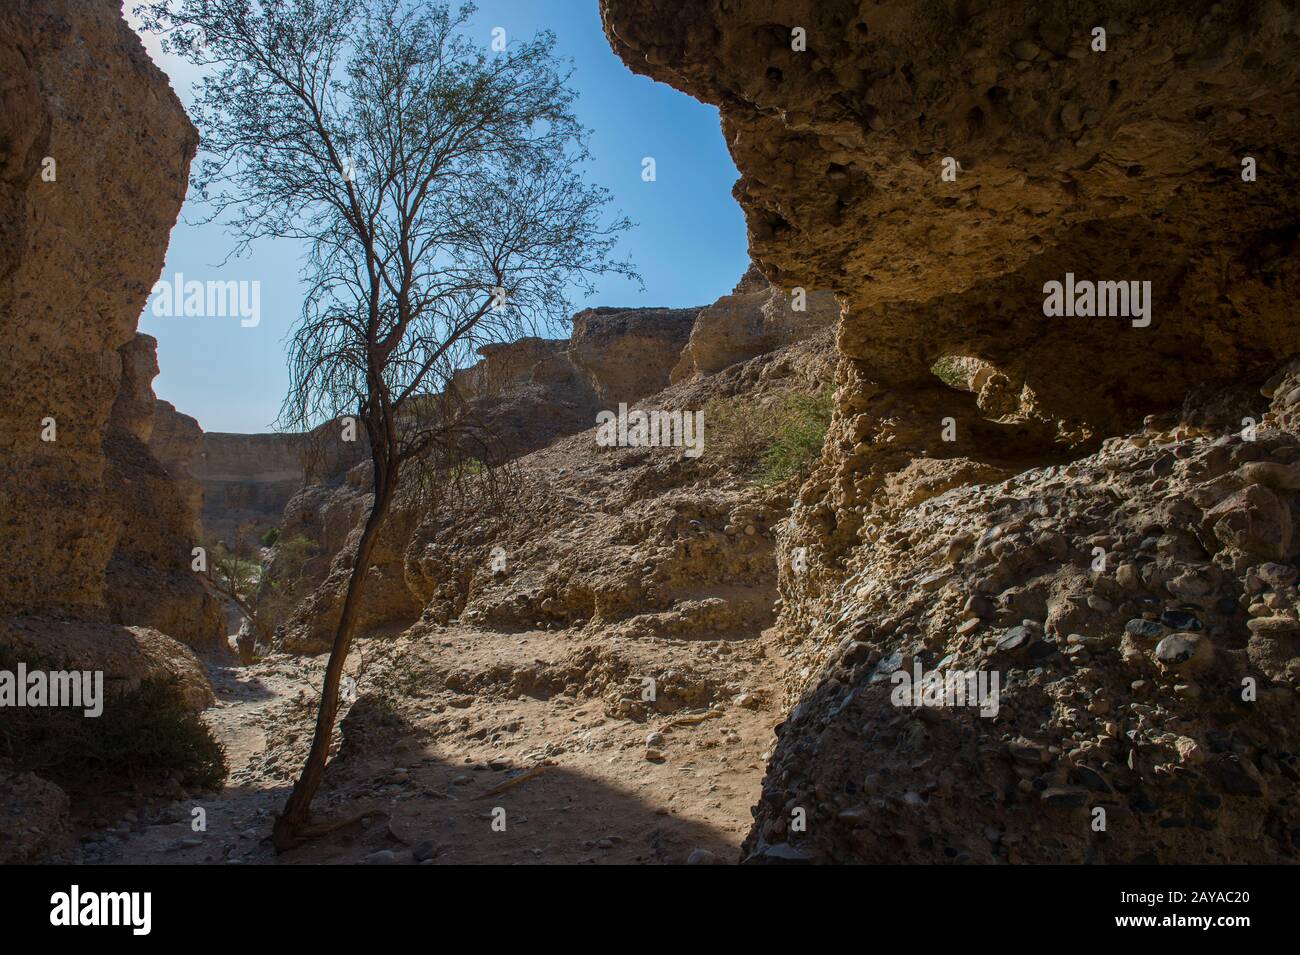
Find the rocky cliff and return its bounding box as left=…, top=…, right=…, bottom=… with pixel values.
left=0, top=0, right=201, bottom=625
left=0, top=0, right=221, bottom=647
left=107, top=333, right=223, bottom=648
left=192, top=432, right=315, bottom=544
left=672, top=264, right=838, bottom=382
left=602, top=0, right=1300, bottom=862
left=0, top=0, right=227, bottom=860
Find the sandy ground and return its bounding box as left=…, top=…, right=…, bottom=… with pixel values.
left=56, top=621, right=784, bottom=865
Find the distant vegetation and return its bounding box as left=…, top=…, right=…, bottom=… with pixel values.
left=931, top=355, right=969, bottom=390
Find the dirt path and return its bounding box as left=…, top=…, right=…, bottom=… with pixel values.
left=57, top=622, right=784, bottom=865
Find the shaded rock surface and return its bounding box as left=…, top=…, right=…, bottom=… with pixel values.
left=0, top=770, right=69, bottom=864
left=0, top=0, right=198, bottom=625
left=107, top=334, right=223, bottom=649
left=600, top=0, right=1300, bottom=862
left=190, top=426, right=366, bottom=545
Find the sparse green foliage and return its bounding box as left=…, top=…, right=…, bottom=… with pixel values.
left=757, top=387, right=834, bottom=483
left=704, top=385, right=833, bottom=484
left=931, top=356, right=968, bottom=390
left=255, top=533, right=320, bottom=627
left=260, top=526, right=280, bottom=548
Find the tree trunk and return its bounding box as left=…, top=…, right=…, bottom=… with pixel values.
left=272, top=473, right=395, bottom=850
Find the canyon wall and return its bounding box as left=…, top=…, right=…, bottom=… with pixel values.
left=191, top=432, right=315, bottom=544
left=602, top=0, right=1300, bottom=862
left=671, top=264, right=838, bottom=382
left=108, top=333, right=223, bottom=648
left=265, top=282, right=835, bottom=654
left=0, top=0, right=218, bottom=653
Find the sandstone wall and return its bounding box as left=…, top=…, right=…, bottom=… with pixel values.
left=569, top=305, right=698, bottom=406
left=671, top=264, right=839, bottom=382
left=192, top=432, right=312, bottom=544
left=0, top=0, right=199, bottom=623
left=107, top=334, right=223, bottom=649
left=0, top=0, right=220, bottom=851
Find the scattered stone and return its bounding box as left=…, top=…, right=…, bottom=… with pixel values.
left=996, top=625, right=1035, bottom=655
left=1011, top=39, right=1040, bottom=60
left=1125, top=618, right=1165, bottom=641
left=1246, top=616, right=1300, bottom=636
left=1154, top=632, right=1215, bottom=673
left=1040, top=787, right=1089, bottom=808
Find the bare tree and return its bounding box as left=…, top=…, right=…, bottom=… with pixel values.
left=139, top=0, right=636, bottom=848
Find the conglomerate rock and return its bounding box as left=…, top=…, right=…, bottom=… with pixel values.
left=0, top=769, right=69, bottom=864
left=602, top=1, right=1300, bottom=432
left=600, top=0, right=1300, bottom=862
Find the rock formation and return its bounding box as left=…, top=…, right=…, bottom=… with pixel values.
left=192, top=432, right=319, bottom=544
left=266, top=304, right=705, bottom=652
left=671, top=265, right=838, bottom=382
left=601, top=0, right=1300, bottom=862
left=0, top=0, right=220, bottom=646
left=0, top=0, right=201, bottom=627
left=106, top=333, right=223, bottom=649
left=0, top=0, right=227, bottom=854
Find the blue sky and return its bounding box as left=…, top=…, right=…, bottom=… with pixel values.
left=129, top=1, right=748, bottom=433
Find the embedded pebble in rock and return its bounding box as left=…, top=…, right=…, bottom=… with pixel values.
left=1160, top=610, right=1202, bottom=632
left=1125, top=619, right=1166, bottom=641
left=1154, top=633, right=1215, bottom=674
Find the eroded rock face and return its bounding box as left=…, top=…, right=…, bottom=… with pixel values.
left=149, top=398, right=205, bottom=540
left=0, top=0, right=199, bottom=628
left=569, top=305, right=699, bottom=406
left=0, top=770, right=69, bottom=864
left=671, top=265, right=838, bottom=382
left=0, top=617, right=215, bottom=712
left=191, top=432, right=318, bottom=545
left=746, top=371, right=1300, bottom=864
left=106, top=335, right=223, bottom=649
left=602, top=1, right=1300, bottom=434
left=601, top=0, right=1300, bottom=863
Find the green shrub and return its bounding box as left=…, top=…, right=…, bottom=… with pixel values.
left=931, top=356, right=968, bottom=390
left=0, top=646, right=227, bottom=794
left=757, top=387, right=834, bottom=484
left=260, top=526, right=280, bottom=547
left=704, top=385, right=833, bottom=485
